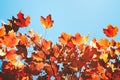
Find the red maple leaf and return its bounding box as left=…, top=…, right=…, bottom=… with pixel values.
left=16, top=12, right=30, bottom=27
left=103, top=24, right=118, bottom=37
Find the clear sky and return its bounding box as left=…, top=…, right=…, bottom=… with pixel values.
left=0, top=0, right=120, bottom=42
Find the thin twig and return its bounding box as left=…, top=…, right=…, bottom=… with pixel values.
left=26, top=34, right=56, bottom=77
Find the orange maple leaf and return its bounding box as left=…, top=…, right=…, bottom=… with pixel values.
left=40, top=14, right=54, bottom=29
left=5, top=49, right=17, bottom=61
left=2, top=30, right=19, bottom=48
left=103, top=24, right=118, bottom=37
left=18, top=33, right=29, bottom=46
left=97, top=38, right=109, bottom=51
left=42, top=39, right=52, bottom=50
left=59, top=32, right=71, bottom=45
left=71, top=33, right=83, bottom=45
left=31, top=33, right=41, bottom=43
left=0, top=26, right=6, bottom=37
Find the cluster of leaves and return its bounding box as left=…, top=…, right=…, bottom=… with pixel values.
left=0, top=12, right=120, bottom=80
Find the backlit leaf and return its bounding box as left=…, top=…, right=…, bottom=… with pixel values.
left=100, top=52, right=108, bottom=63
left=0, top=26, right=6, bottom=37
left=2, top=30, right=19, bottom=48
left=59, top=32, right=71, bottom=45
left=97, top=38, right=109, bottom=51
left=40, top=14, right=54, bottom=29
left=71, top=33, right=83, bottom=45
left=103, top=24, right=118, bottom=37
left=18, top=33, right=29, bottom=46
left=42, top=39, right=52, bottom=50
left=16, top=11, right=30, bottom=27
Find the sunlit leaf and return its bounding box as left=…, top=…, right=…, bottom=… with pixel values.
left=107, top=62, right=115, bottom=72
left=66, top=40, right=75, bottom=48
left=101, top=73, right=109, bottom=80
left=40, top=14, right=54, bottom=29
left=53, top=44, right=60, bottom=58
left=45, top=64, right=58, bottom=76
left=82, top=46, right=97, bottom=62
left=16, top=11, right=30, bottom=27
left=31, top=33, right=41, bottom=43
left=90, top=38, right=97, bottom=48
left=103, top=24, right=118, bottom=37
left=2, top=30, right=19, bottom=48
left=97, top=38, right=109, bottom=51
left=59, top=32, right=71, bottom=45
left=18, top=33, right=29, bottom=46
left=42, top=39, right=52, bottom=50
left=92, top=74, right=100, bottom=80
left=32, top=51, right=44, bottom=62
left=100, top=52, right=108, bottom=63
left=11, top=59, right=24, bottom=68
left=36, top=62, right=44, bottom=70
left=97, top=63, right=104, bottom=73
left=71, top=33, right=83, bottom=45
left=82, top=33, right=90, bottom=43
left=1, top=12, right=120, bottom=80
left=0, top=26, right=6, bottom=37
left=5, top=49, right=17, bottom=61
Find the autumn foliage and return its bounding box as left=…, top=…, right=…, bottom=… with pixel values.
left=0, top=12, right=120, bottom=80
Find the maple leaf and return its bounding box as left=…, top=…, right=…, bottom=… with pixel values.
left=45, top=63, right=58, bottom=76
left=66, top=40, right=75, bottom=48
left=2, top=61, right=15, bottom=70
left=36, top=62, right=44, bottom=70
left=40, top=14, right=54, bottom=29
left=71, top=33, right=83, bottom=45
left=97, top=38, right=109, bottom=51
left=16, top=11, right=30, bottom=27
left=92, top=74, right=100, bottom=80
left=59, top=32, right=71, bottom=45
left=17, top=33, right=29, bottom=46
left=42, top=39, right=52, bottom=51
left=29, top=62, right=41, bottom=75
left=32, top=51, right=44, bottom=62
left=5, top=49, right=17, bottom=60
left=5, top=49, right=23, bottom=69
left=0, top=26, right=6, bottom=37
left=11, top=59, right=24, bottom=69
left=82, top=46, right=97, bottom=62
left=97, top=63, right=105, bottom=73
left=2, top=30, right=19, bottom=48
left=103, top=24, right=118, bottom=37
left=53, top=44, right=60, bottom=58
left=82, top=33, right=90, bottom=43
left=31, top=33, right=41, bottom=43
left=100, top=52, right=108, bottom=63
left=101, top=73, right=109, bottom=80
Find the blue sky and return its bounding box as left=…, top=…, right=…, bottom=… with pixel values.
left=0, top=0, right=120, bottom=42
